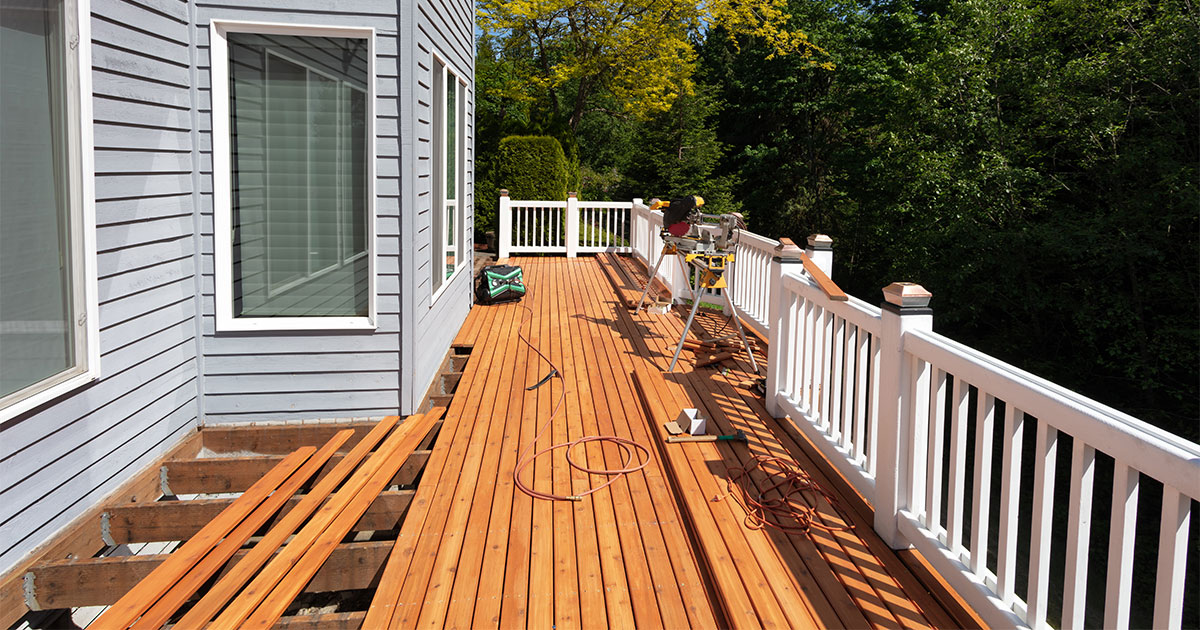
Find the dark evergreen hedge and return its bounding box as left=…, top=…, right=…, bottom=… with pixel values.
left=496, top=135, right=569, bottom=202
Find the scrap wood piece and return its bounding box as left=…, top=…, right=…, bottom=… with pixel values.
left=695, top=351, right=735, bottom=368
left=89, top=446, right=317, bottom=630
left=174, top=415, right=404, bottom=628
left=129, top=430, right=354, bottom=629
left=211, top=409, right=442, bottom=630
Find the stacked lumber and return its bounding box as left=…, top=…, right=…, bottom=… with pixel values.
left=87, top=411, right=441, bottom=629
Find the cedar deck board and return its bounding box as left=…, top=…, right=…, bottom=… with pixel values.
left=619, top=253, right=973, bottom=629
left=367, top=256, right=962, bottom=629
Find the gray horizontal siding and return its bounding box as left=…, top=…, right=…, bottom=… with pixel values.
left=403, top=0, right=474, bottom=411
left=0, top=0, right=200, bottom=575
left=195, top=2, right=405, bottom=423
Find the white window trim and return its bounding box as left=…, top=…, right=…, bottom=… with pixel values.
left=0, top=0, right=100, bottom=422
left=210, top=19, right=377, bottom=332
left=429, top=52, right=468, bottom=306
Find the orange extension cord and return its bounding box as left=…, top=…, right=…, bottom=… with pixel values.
left=512, top=298, right=651, bottom=502
left=722, top=455, right=856, bottom=535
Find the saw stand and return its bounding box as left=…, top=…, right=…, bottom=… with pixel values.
left=634, top=243, right=760, bottom=374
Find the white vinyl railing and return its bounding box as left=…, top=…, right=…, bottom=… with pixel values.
left=498, top=193, right=1199, bottom=630
left=499, top=191, right=632, bottom=257
left=760, top=242, right=1199, bottom=630
left=727, top=230, right=779, bottom=337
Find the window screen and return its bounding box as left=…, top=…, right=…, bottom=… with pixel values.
left=228, top=33, right=369, bottom=318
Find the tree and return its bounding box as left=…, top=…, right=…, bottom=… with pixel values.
left=704, top=0, right=1198, bottom=443
left=477, top=0, right=829, bottom=131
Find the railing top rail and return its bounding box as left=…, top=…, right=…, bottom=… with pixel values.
left=906, top=327, right=1200, bottom=498
left=733, top=230, right=780, bottom=251
left=575, top=200, right=633, bottom=209
left=509, top=200, right=568, bottom=208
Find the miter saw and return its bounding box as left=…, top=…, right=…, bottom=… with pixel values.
left=634, top=196, right=758, bottom=374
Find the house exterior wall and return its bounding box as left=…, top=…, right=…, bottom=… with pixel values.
left=0, top=0, right=474, bottom=576
left=193, top=2, right=407, bottom=424
left=402, top=0, right=474, bottom=412
left=0, top=0, right=202, bottom=575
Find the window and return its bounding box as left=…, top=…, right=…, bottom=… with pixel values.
left=430, top=57, right=465, bottom=299
left=0, top=0, right=98, bottom=419
left=211, top=21, right=376, bottom=331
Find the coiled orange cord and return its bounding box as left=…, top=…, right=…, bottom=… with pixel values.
left=723, top=455, right=855, bottom=534
left=512, top=297, right=650, bottom=502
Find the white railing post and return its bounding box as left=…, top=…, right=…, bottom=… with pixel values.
left=632, top=198, right=644, bottom=260
left=875, top=281, right=933, bottom=548
left=498, top=189, right=512, bottom=259
left=805, top=234, right=834, bottom=278
left=566, top=192, right=579, bottom=258
left=765, top=238, right=805, bottom=418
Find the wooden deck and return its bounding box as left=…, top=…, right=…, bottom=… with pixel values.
left=3, top=254, right=980, bottom=629
left=366, top=255, right=975, bottom=629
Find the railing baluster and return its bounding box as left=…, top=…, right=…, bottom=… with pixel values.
left=1153, top=485, right=1190, bottom=630
left=854, top=328, right=870, bottom=464
left=969, top=392, right=996, bottom=575
left=867, top=332, right=881, bottom=474
left=819, top=309, right=834, bottom=427
left=926, top=368, right=948, bottom=534
left=802, top=300, right=816, bottom=411
left=1027, top=421, right=1059, bottom=629
left=996, top=404, right=1024, bottom=605
left=840, top=324, right=858, bottom=453
left=908, top=356, right=932, bottom=518
left=1062, top=439, right=1096, bottom=629
left=946, top=378, right=970, bottom=554
left=830, top=317, right=846, bottom=442
left=1103, top=461, right=1139, bottom=629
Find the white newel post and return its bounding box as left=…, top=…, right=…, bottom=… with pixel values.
left=765, top=238, right=805, bottom=418
left=875, top=281, right=933, bottom=548
left=498, top=189, right=512, bottom=259
left=566, top=192, right=579, bottom=258
left=805, top=234, right=834, bottom=278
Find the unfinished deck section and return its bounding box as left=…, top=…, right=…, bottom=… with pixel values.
left=367, top=256, right=973, bottom=629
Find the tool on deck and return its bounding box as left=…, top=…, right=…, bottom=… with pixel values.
left=632, top=196, right=759, bottom=374
left=666, top=430, right=748, bottom=444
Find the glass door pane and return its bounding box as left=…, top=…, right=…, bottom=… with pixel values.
left=0, top=0, right=75, bottom=398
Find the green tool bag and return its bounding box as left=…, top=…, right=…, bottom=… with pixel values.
left=476, top=265, right=526, bottom=304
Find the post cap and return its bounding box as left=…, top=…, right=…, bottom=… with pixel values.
left=500, top=189, right=509, bottom=196
left=882, top=282, right=932, bottom=308
left=568, top=191, right=578, bottom=198
left=774, top=237, right=805, bottom=260
left=807, top=234, right=833, bottom=250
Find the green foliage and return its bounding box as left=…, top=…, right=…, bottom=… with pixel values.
left=495, top=135, right=571, bottom=203
left=702, top=0, right=1198, bottom=451
left=477, top=0, right=827, bottom=130
left=615, top=86, right=742, bottom=216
